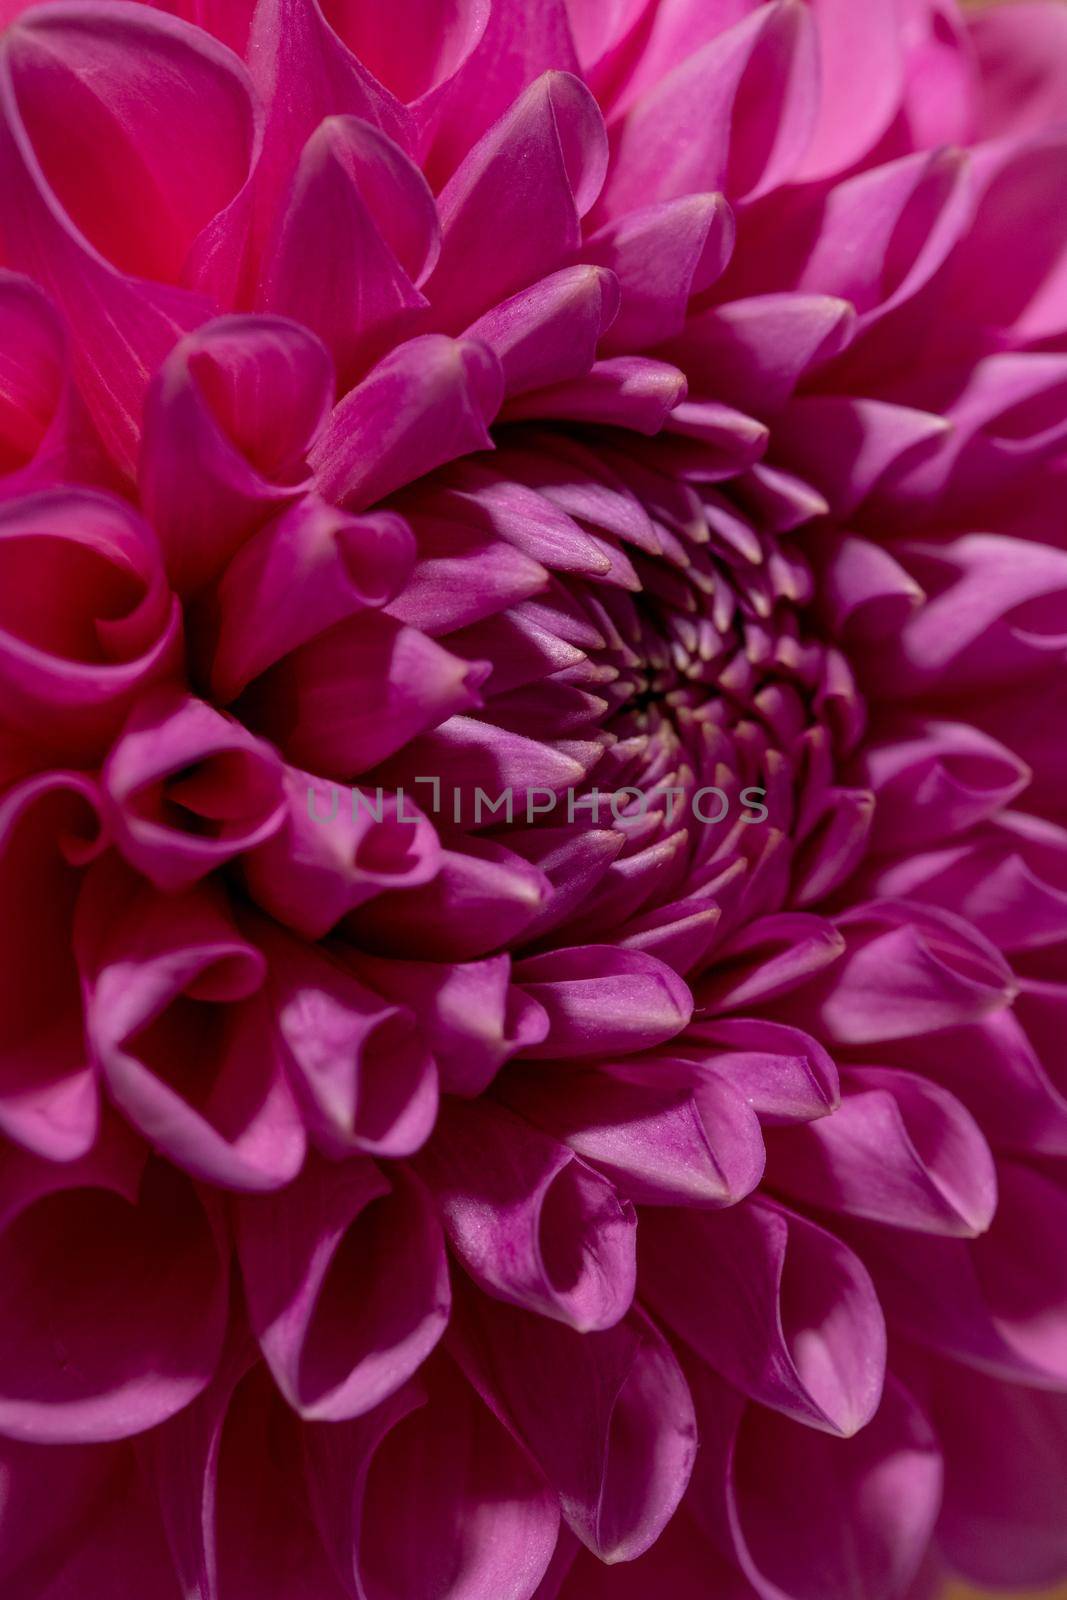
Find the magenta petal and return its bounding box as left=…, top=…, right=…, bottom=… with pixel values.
left=971, top=1, right=1067, bottom=140
left=514, top=944, right=694, bottom=1058
left=500, top=1055, right=766, bottom=1207
left=503, top=355, right=687, bottom=434
left=0, top=489, right=181, bottom=757
left=726, top=1376, right=942, bottom=1600
left=239, top=611, right=488, bottom=777
left=601, top=1, right=819, bottom=214
left=79, top=861, right=306, bottom=1191
left=140, top=315, right=335, bottom=595
left=237, top=1155, right=449, bottom=1420
left=417, top=1096, right=636, bottom=1330
left=262, top=928, right=438, bottom=1158
left=927, top=1356, right=1067, bottom=1590
left=102, top=690, right=286, bottom=891
left=427, top=71, right=608, bottom=330
left=862, top=718, right=1031, bottom=853
left=309, top=333, right=503, bottom=509
left=0, top=2, right=257, bottom=285
left=584, top=193, right=735, bottom=352
left=852, top=1160, right=1067, bottom=1386
left=206, top=495, right=416, bottom=700
left=452, top=1287, right=697, bottom=1563
left=0, top=1139, right=227, bottom=1443
left=642, top=1197, right=886, bottom=1437
left=669, top=294, right=855, bottom=418
left=259, top=115, right=439, bottom=387
left=304, top=1357, right=559, bottom=1600
left=464, top=266, right=620, bottom=398
left=242, top=767, right=440, bottom=938
left=348, top=949, right=549, bottom=1096
left=0, top=272, right=104, bottom=498
left=0, top=1433, right=121, bottom=1595
left=0, top=771, right=104, bottom=1161
left=682, top=1016, right=840, bottom=1126
left=767, top=1067, right=998, bottom=1238
left=794, top=900, right=1016, bottom=1044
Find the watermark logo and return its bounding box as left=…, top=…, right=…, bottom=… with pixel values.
left=307, top=780, right=769, bottom=828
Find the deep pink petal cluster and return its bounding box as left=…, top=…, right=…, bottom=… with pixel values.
left=1, top=1, right=1067, bottom=1595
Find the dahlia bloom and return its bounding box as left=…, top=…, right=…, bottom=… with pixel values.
left=1, top=0, right=1067, bottom=1594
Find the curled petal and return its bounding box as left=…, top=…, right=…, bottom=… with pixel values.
left=0, top=1140, right=227, bottom=1443
left=304, top=1356, right=559, bottom=1600
left=585, top=193, right=735, bottom=353
left=0, top=272, right=103, bottom=497
left=451, top=1287, right=697, bottom=1564
left=862, top=719, right=1031, bottom=853
left=140, top=315, right=335, bottom=596
left=774, top=400, right=950, bottom=520
left=260, top=114, right=440, bottom=386
left=0, top=1, right=258, bottom=285
left=724, top=1376, right=942, bottom=1600
left=309, top=333, right=503, bottom=509
left=350, top=835, right=554, bottom=959
left=641, top=1198, right=886, bottom=1437
left=464, top=265, right=621, bottom=399
left=865, top=534, right=1067, bottom=698
left=852, top=1160, right=1067, bottom=1386
left=102, top=690, right=286, bottom=891
left=416, top=1096, right=636, bottom=1330
left=238, top=611, right=488, bottom=777
left=601, top=1, right=819, bottom=214
left=237, top=1156, right=449, bottom=1421
left=348, top=949, right=549, bottom=1096
left=768, top=1067, right=998, bottom=1238
left=0, top=489, right=181, bottom=757
left=0, top=771, right=105, bottom=1161
left=697, top=912, right=845, bottom=1013
left=263, top=929, right=438, bottom=1158
left=500, top=1055, right=766, bottom=1207
left=427, top=71, right=608, bottom=330
left=503, top=355, right=687, bottom=434
left=667, top=294, right=855, bottom=418
left=682, top=1016, right=840, bottom=1126
left=514, top=944, right=694, bottom=1058
left=79, top=861, right=306, bottom=1191
left=205, top=495, right=415, bottom=701
left=242, top=767, right=440, bottom=939
left=793, top=900, right=1016, bottom=1045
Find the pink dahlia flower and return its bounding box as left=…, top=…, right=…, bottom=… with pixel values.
left=2, top=0, right=1067, bottom=1594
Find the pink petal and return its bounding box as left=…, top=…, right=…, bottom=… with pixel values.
left=0, top=489, right=182, bottom=758
left=768, top=1067, right=998, bottom=1238
left=79, top=860, right=306, bottom=1191
left=642, top=1198, right=886, bottom=1437
left=451, top=1287, right=697, bottom=1563
left=0, top=771, right=104, bottom=1161
left=304, top=1356, right=560, bottom=1600
left=417, top=1095, right=636, bottom=1330
left=259, top=115, right=440, bottom=387
left=0, top=1136, right=227, bottom=1442
left=309, top=333, right=502, bottom=509
left=242, top=767, right=440, bottom=938
left=102, top=690, right=286, bottom=891
left=237, top=1156, right=449, bottom=1420
left=584, top=193, right=735, bottom=352
left=514, top=944, right=694, bottom=1058
left=426, top=71, right=608, bottom=331
left=261, top=927, right=438, bottom=1158
left=140, top=315, right=335, bottom=596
